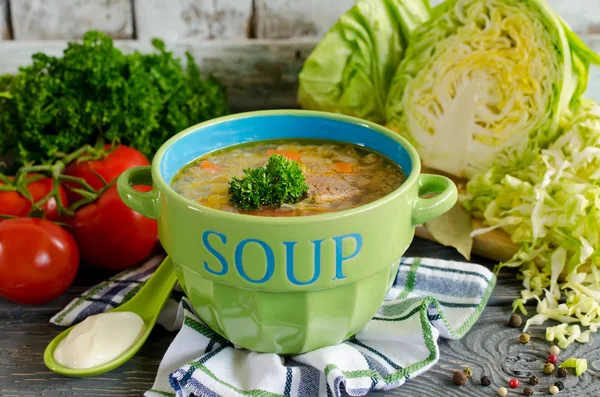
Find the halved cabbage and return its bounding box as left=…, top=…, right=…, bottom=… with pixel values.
left=386, top=0, right=600, bottom=178
left=297, top=0, right=431, bottom=124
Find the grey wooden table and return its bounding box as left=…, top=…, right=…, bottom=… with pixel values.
left=0, top=237, right=597, bottom=397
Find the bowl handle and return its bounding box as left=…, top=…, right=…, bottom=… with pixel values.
left=411, top=174, right=458, bottom=225
left=117, top=166, right=158, bottom=220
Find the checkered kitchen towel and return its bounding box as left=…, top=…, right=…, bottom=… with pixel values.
left=52, top=255, right=495, bottom=397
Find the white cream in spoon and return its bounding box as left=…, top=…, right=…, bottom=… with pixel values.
left=54, top=311, right=145, bottom=369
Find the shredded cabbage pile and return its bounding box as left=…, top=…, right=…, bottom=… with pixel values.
left=464, top=100, right=600, bottom=346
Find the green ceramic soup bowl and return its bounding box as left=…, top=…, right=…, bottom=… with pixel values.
left=117, top=110, right=457, bottom=354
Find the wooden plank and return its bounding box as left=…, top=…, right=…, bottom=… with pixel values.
left=0, top=0, right=9, bottom=39
left=134, top=0, right=253, bottom=41
left=1, top=35, right=599, bottom=111
left=5, top=0, right=599, bottom=42
left=254, top=0, right=355, bottom=38
left=10, top=0, right=133, bottom=40
left=395, top=305, right=600, bottom=397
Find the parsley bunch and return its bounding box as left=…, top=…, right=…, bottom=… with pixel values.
left=229, top=154, right=309, bottom=211
left=0, top=31, right=229, bottom=166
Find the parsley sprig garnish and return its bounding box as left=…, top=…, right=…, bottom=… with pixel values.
left=229, top=154, right=309, bottom=211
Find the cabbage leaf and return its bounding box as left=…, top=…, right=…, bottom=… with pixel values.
left=297, top=0, right=431, bottom=124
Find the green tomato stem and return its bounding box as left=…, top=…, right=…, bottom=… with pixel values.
left=28, top=161, right=76, bottom=216
left=0, top=173, right=12, bottom=184
left=58, top=174, right=97, bottom=193
left=66, top=178, right=117, bottom=213
left=61, top=144, right=96, bottom=165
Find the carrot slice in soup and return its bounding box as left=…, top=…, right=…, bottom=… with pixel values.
left=200, top=161, right=221, bottom=171
left=333, top=162, right=353, bottom=173
left=266, top=150, right=301, bottom=161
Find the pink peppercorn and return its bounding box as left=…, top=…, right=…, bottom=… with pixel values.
left=509, top=378, right=520, bottom=388
left=548, top=354, right=558, bottom=364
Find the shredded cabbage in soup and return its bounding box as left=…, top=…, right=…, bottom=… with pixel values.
left=171, top=140, right=406, bottom=216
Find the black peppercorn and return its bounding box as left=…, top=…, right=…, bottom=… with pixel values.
left=529, top=375, right=539, bottom=385
left=481, top=375, right=491, bottom=386
left=509, top=314, right=523, bottom=328
left=523, top=386, right=534, bottom=396
left=554, top=380, right=564, bottom=391
left=557, top=367, right=568, bottom=377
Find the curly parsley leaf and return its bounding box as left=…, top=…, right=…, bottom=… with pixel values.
left=229, top=154, right=309, bottom=211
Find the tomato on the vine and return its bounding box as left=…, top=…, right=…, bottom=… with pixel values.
left=0, top=175, right=68, bottom=221
left=66, top=184, right=157, bottom=270
left=63, top=145, right=149, bottom=203
left=0, top=218, right=79, bottom=304
left=0, top=180, right=29, bottom=218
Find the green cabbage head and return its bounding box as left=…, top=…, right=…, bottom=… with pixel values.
left=386, top=0, right=600, bottom=178
left=297, top=0, right=431, bottom=124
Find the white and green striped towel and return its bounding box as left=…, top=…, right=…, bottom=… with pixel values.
left=52, top=256, right=495, bottom=397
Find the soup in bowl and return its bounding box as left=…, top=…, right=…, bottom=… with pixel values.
left=117, top=110, right=457, bottom=354
left=171, top=139, right=406, bottom=216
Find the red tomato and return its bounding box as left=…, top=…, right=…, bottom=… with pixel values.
left=0, top=180, right=29, bottom=217
left=66, top=184, right=157, bottom=270
left=0, top=175, right=68, bottom=221
left=63, top=145, right=149, bottom=202
left=0, top=218, right=79, bottom=304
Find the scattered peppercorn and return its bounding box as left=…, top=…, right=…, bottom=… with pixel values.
left=509, top=378, right=520, bottom=388
left=550, top=345, right=561, bottom=356
left=523, top=386, right=534, bottom=396
left=498, top=386, right=508, bottom=396
left=549, top=385, right=560, bottom=395
left=509, top=314, right=523, bottom=328
left=453, top=370, right=467, bottom=385
left=554, top=381, right=564, bottom=391
left=557, top=367, right=568, bottom=377
left=520, top=333, right=531, bottom=344
left=463, top=367, right=473, bottom=378
left=481, top=375, right=491, bottom=386
left=548, top=354, right=558, bottom=364
left=544, top=363, right=555, bottom=374
left=529, top=375, right=539, bottom=385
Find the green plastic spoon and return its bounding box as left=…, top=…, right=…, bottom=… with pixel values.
left=44, top=256, right=177, bottom=377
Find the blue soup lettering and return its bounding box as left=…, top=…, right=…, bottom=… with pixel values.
left=200, top=230, right=362, bottom=284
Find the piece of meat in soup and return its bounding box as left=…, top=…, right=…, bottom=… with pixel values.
left=306, top=173, right=360, bottom=204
